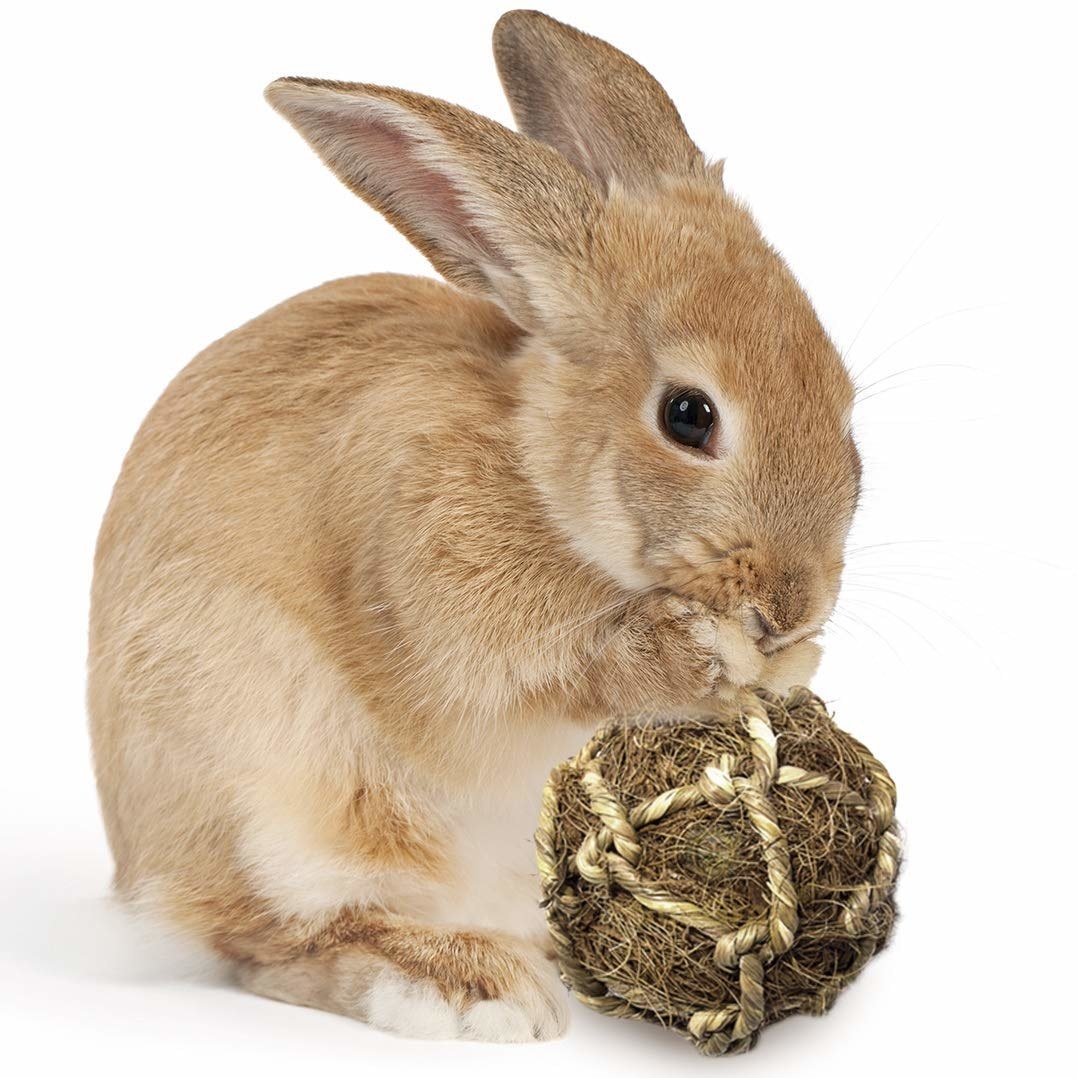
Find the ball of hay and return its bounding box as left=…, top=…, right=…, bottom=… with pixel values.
left=535, top=687, right=901, bottom=1055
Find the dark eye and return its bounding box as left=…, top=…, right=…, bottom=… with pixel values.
left=662, top=389, right=716, bottom=451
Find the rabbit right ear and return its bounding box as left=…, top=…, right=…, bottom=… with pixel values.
left=265, top=78, right=601, bottom=330
left=493, top=10, right=714, bottom=193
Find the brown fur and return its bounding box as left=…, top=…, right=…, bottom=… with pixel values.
left=88, top=11, right=860, bottom=1041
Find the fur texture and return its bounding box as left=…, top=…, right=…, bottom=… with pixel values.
left=88, top=10, right=860, bottom=1042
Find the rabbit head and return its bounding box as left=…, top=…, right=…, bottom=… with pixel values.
left=266, top=10, right=860, bottom=689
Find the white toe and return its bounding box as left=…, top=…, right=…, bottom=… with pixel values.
left=364, top=969, right=461, bottom=1040
left=462, top=999, right=538, bottom=1042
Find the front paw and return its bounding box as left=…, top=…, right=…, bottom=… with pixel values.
left=628, top=593, right=770, bottom=705
left=758, top=637, right=822, bottom=694
left=646, top=594, right=727, bottom=699
left=571, top=591, right=762, bottom=717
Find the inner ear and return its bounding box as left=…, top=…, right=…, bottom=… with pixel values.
left=268, top=86, right=510, bottom=294
left=349, top=117, right=509, bottom=273
left=265, top=78, right=602, bottom=330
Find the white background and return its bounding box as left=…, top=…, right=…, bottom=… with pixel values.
left=2, top=1, right=1075, bottom=1074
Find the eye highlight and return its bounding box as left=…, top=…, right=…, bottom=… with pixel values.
left=661, top=388, right=717, bottom=452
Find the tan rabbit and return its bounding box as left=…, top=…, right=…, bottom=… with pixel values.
left=88, top=9, right=861, bottom=1043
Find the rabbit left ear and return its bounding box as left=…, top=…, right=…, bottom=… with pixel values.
left=493, top=10, right=715, bottom=194
left=265, top=77, right=601, bottom=330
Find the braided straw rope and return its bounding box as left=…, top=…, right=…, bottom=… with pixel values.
left=535, top=687, right=902, bottom=1056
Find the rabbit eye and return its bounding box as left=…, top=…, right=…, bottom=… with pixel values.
left=662, top=389, right=716, bottom=451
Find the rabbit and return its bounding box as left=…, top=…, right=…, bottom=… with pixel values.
left=88, top=8, right=862, bottom=1044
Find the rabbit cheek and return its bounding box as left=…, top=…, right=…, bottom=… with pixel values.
left=549, top=439, right=655, bottom=591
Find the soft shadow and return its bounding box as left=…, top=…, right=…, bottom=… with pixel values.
left=0, top=858, right=230, bottom=986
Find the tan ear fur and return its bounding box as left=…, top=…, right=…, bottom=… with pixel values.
left=493, top=9, right=710, bottom=192
left=264, top=77, right=601, bottom=327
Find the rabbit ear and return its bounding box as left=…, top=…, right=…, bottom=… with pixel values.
left=493, top=10, right=714, bottom=193
left=265, top=78, right=600, bottom=328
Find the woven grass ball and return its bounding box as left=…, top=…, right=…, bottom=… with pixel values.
left=536, top=687, right=901, bottom=1055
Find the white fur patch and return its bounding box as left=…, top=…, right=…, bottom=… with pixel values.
left=462, top=999, right=543, bottom=1043
left=363, top=966, right=567, bottom=1043
left=713, top=617, right=765, bottom=687
left=420, top=793, right=550, bottom=939
left=238, top=810, right=386, bottom=922
left=465, top=950, right=570, bottom=1041
left=364, top=968, right=461, bottom=1040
